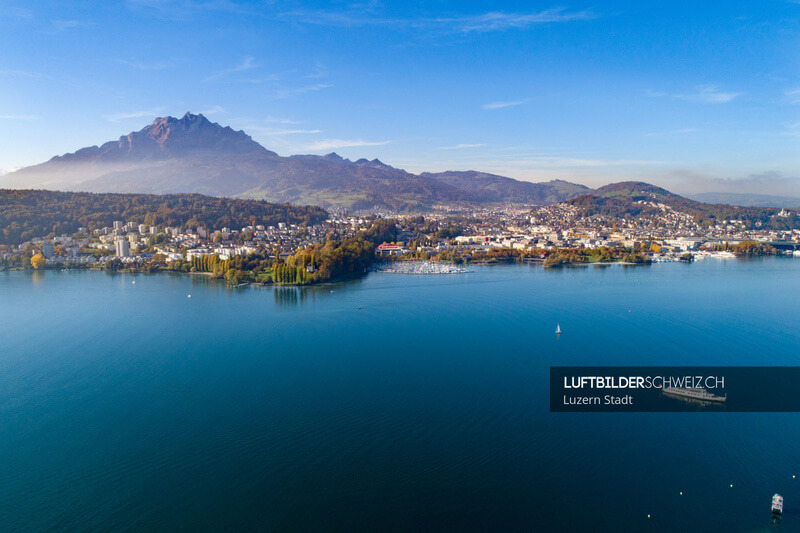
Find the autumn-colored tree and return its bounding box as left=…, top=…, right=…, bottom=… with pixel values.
left=30, top=253, right=45, bottom=269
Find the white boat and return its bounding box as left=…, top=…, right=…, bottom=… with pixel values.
left=772, top=493, right=783, bottom=513
left=555, top=324, right=561, bottom=334
left=772, top=493, right=783, bottom=520
left=662, top=386, right=726, bottom=403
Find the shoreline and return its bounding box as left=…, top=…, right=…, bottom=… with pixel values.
left=5, top=253, right=788, bottom=284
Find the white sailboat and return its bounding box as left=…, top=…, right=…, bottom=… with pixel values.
left=555, top=324, right=561, bottom=334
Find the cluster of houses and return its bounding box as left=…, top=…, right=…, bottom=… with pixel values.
left=4, top=199, right=800, bottom=268
left=1, top=216, right=375, bottom=267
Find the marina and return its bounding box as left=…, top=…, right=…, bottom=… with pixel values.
left=370, top=261, right=471, bottom=275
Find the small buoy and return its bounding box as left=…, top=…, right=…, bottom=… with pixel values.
left=358, top=307, right=362, bottom=309
left=679, top=492, right=683, bottom=496
left=187, top=294, right=191, bottom=298
left=132, top=281, right=135, bottom=284
left=647, top=514, right=650, bottom=519
left=730, top=484, right=733, bottom=488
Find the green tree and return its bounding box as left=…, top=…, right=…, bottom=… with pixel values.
left=225, top=269, right=244, bottom=284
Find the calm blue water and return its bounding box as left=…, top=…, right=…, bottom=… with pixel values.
left=1, top=259, right=800, bottom=531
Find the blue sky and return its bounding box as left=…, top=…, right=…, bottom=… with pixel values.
left=2, top=1, right=800, bottom=195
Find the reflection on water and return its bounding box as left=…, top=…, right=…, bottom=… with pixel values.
left=273, top=286, right=306, bottom=306
left=1, top=261, right=800, bottom=532
left=272, top=277, right=366, bottom=307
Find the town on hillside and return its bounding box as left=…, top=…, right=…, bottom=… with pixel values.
left=3, top=197, right=800, bottom=281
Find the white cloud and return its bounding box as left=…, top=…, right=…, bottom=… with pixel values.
left=234, top=74, right=281, bottom=84
left=281, top=7, right=593, bottom=33
left=648, top=85, right=741, bottom=104
left=126, top=0, right=255, bottom=19
left=264, top=116, right=303, bottom=124
left=666, top=169, right=800, bottom=196
left=200, top=105, right=224, bottom=115
left=119, top=59, right=170, bottom=70
left=440, top=9, right=593, bottom=33
left=510, top=156, right=661, bottom=168
left=0, top=69, right=49, bottom=80
left=0, top=114, right=38, bottom=120
left=205, top=56, right=256, bottom=81
left=644, top=89, right=668, bottom=98
left=644, top=128, right=699, bottom=137
left=104, top=108, right=166, bottom=122
left=483, top=100, right=524, bottom=110
left=248, top=127, right=322, bottom=135
left=305, top=62, right=328, bottom=79
left=2, top=7, right=33, bottom=19
left=784, top=87, right=800, bottom=104
left=439, top=143, right=487, bottom=150
left=293, top=83, right=332, bottom=93
left=304, top=138, right=391, bottom=150
left=0, top=165, right=24, bottom=175
left=679, top=84, right=740, bottom=103
left=275, top=83, right=333, bottom=98
left=51, top=19, right=95, bottom=31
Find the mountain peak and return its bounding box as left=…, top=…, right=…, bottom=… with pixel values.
left=147, top=112, right=212, bottom=136
left=593, top=181, right=674, bottom=199
left=9, top=112, right=273, bottom=177
left=323, top=152, right=344, bottom=162
left=121, top=112, right=267, bottom=156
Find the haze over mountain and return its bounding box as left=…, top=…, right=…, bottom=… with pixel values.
left=561, top=181, right=798, bottom=231
left=688, top=192, right=800, bottom=210
left=10, top=113, right=793, bottom=214
left=420, top=171, right=591, bottom=205
left=3, top=113, right=593, bottom=212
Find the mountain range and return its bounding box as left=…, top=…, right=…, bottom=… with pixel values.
left=2, top=113, right=595, bottom=211
left=3, top=112, right=796, bottom=212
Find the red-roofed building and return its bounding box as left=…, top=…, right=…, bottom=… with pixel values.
left=376, top=243, right=410, bottom=256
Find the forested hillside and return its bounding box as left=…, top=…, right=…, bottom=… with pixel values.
left=0, top=189, right=328, bottom=245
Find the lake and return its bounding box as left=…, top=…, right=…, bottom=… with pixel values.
left=1, top=259, right=799, bottom=531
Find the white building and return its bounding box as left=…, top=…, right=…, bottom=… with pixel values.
left=115, top=238, right=131, bottom=258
